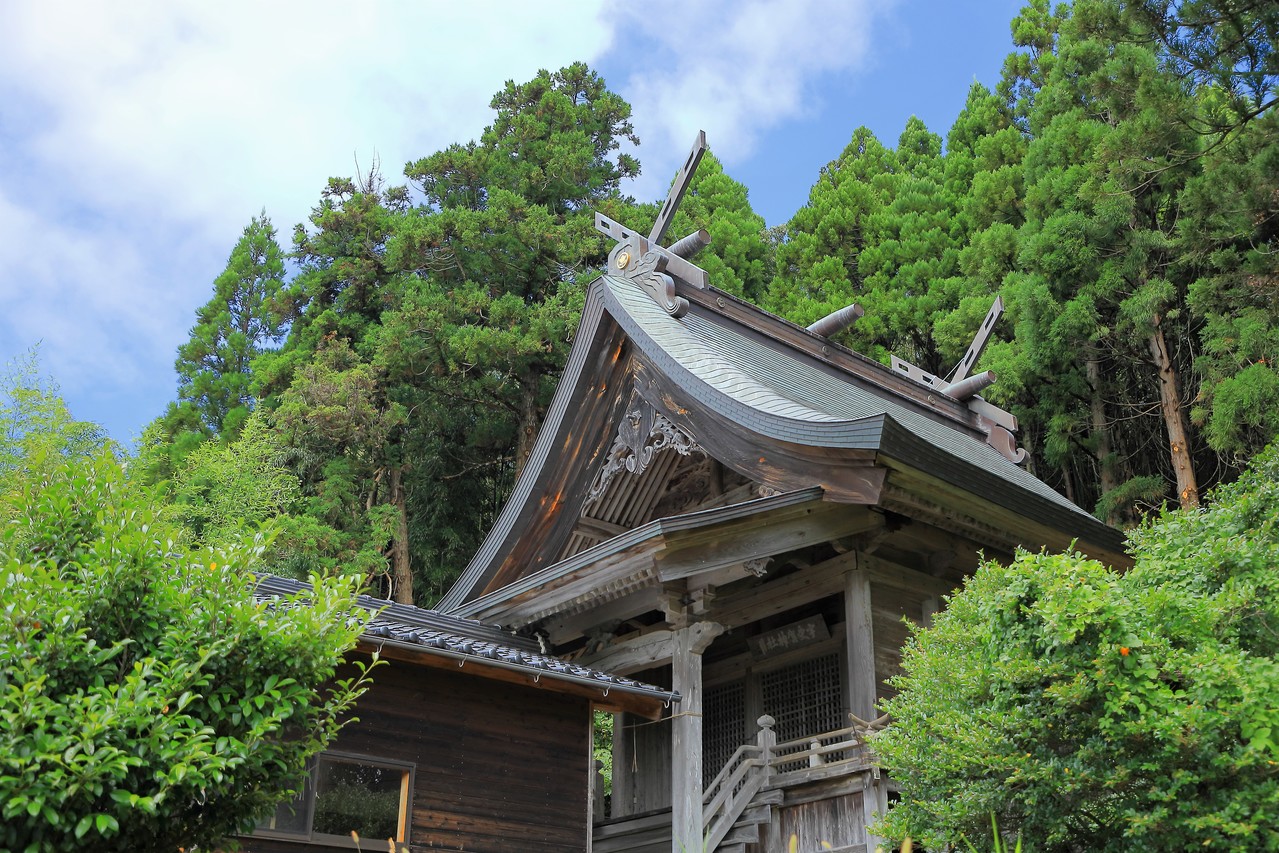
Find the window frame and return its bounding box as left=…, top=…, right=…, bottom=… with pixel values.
left=253, top=750, right=415, bottom=848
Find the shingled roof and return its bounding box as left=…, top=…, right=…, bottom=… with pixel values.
left=440, top=266, right=1128, bottom=611
left=255, top=574, right=676, bottom=717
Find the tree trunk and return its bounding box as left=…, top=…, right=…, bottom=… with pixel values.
left=514, top=373, right=541, bottom=479
left=1148, top=322, right=1200, bottom=509
left=389, top=466, right=414, bottom=604
left=1086, top=357, right=1119, bottom=522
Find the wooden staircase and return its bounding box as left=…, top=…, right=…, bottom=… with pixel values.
left=713, top=789, right=784, bottom=852
left=703, top=716, right=876, bottom=852
left=595, top=718, right=877, bottom=853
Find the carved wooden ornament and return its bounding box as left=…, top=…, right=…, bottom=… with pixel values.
left=588, top=402, right=699, bottom=503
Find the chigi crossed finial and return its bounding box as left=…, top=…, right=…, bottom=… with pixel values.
left=593, top=131, right=713, bottom=317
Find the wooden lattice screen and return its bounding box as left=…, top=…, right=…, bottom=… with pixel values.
left=702, top=681, right=746, bottom=786
left=759, top=653, right=844, bottom=746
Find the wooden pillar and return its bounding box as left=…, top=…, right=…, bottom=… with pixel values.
left=845, top=563, right=888, bottom=850
left=612, top=712, right=632, bottom=818
left=670, top=621, right=722, bottom=853
left=592, top=759, right=605, bottom=824
left=758, top=715, right=782, bottom=852
left=844, top=563, right=877, bottom=720
left=922, top=594, right=939, bottom=628
left=863, top=769, right=890, bottom=851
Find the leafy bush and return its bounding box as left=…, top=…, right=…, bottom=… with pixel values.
left=874, top=443, right=1279, bottom=851
left=0, top=450, right=374, bottom=852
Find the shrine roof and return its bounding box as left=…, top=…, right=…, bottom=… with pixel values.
left=601, top=272, right=1083, bottom=518
left=440, top=138, right=1128, bottom=611
left=255, top=574, right=677, bottom=714
left=440, top=267, right=1127, bottom=612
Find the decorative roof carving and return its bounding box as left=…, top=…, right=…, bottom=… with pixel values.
left=888, top=296, right=1027, bottom=464
left=611, top=245, right=687, bottom=318
left=593, top=130, right=712, bottom=316
left=587, top=400, right=699, bottom=503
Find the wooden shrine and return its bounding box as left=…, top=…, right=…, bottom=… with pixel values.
left=440, top=133, right=1128, bottom=853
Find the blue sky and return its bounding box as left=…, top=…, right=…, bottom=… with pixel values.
left=0, top=0, right=1025, bottom=447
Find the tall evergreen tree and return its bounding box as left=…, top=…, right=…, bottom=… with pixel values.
left=1180, top=109, right=1279, bottom=459
left=141, top=213, right=288, bottom=484
left=175, top=212, right=287, bottom=437
left=997, top=0, right=1209, bottom=517
left=764, top=127, right=896, bottom=329
left=853, top=116, right=963, bottom=373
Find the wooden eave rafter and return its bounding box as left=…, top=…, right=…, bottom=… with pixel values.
left=438, top=289, right=632, bottom=610
left=877, top=458, right=1132, bottom=569
left=575, top=547, right=962, bottom=675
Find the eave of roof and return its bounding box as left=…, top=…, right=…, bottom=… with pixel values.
left=441, top=268, right=1131, bottom=609
left=598, top=274, right=1127, bottom=560
left=454, top=486, right=831, bottom=622
left=254, top=575, right=677, bottom=717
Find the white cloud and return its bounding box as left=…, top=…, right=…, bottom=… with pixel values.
left=0, top=0, right=900, bottom=443
left=611, top=0, right=896, bottom=198
left=0, top=1, right=614, bottom=440
left=0, top=1, right=614, bottom=239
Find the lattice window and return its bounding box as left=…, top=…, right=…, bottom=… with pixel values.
left=703, top=681, right=746, bottom=787
left=759, top=653, right=844, bottom=771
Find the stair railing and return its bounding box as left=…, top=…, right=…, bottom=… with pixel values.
left=702, top=715, right=775, bottom=851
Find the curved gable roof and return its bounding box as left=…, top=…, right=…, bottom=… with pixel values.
left=441, top=272, right=1127, bottom=611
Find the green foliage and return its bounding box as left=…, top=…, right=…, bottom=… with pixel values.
left=875, top=443, right=1279, bottom=851
left=0, top=450, right=374, bottom=852
left=269, top=338, right=409, bottom=588
left=593, top=711, right=613, bottom=799
left=658, top=152, right=772, bottom=302
left=765, top=126, right=894, bottom=330
left=1, top=350, right=108, bottom=480
left=169, top=410, right=301, bottom=546
left=1118, top=0, right=1278, bottom=123
left=175, top=212, right=287, bottom=436
left=140, top=213, right=289, bottom=490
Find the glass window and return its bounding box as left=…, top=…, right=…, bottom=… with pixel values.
left=254, top=752, right=413, bottom=847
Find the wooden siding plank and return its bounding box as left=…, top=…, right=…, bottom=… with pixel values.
left=240, top=658, right=593, bottom=853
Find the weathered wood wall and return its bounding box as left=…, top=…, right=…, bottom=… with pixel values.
left=241, top=657, right=591, bottom=853
left=773, top=791, right=866, bottom=853
left=612, top=709, right=673, bottom=817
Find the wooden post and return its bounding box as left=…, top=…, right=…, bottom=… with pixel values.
left=592, top=759, right=605, bottom=824
left=612, top=712, right=632, bottom=819
left=922, top=595, right=939, bottom=628
left=845, top=563, right=888, bottom=850
left=844, top=563, right=877, bottom=720
left=670, top=621, right=722, bottom=853
left=863, top=769, right=890, bottom=852
left=756, top=714, right=776, bottom=780
left=757, top=715, right=780, bottom=851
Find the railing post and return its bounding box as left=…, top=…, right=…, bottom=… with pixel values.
left=756, top=715, right=776, bottom=783
left=809, top=738, right=824, bottom=767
